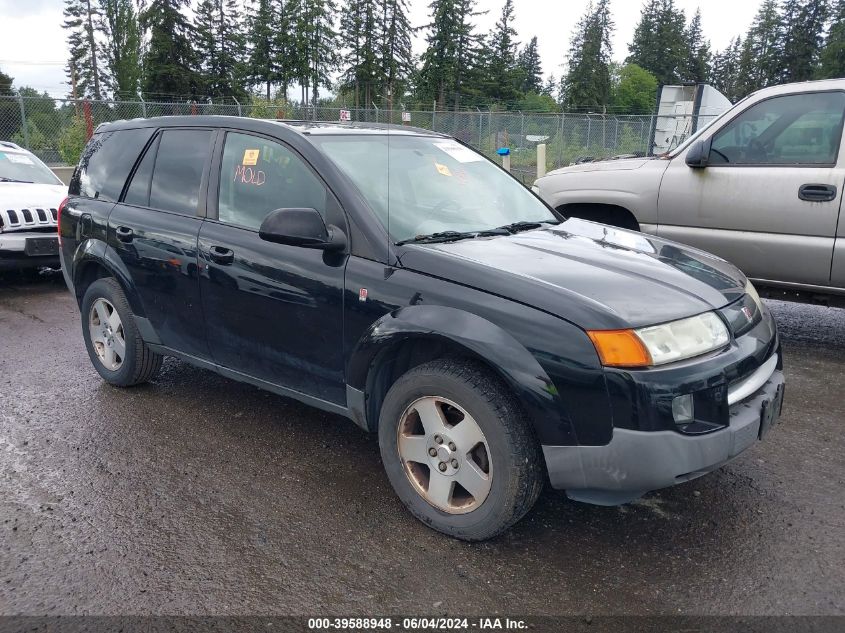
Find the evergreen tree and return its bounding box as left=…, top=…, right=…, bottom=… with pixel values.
left=141, top=0, right=200, bottom=99
left=485, top=0, right=521, bottom=104
left=541, top=73, right=557, bottom=99
left=452, top=0, right=485, bottom=109
left=99, top=0, right=142, bottom=98
left=627, top=0, right=687, bottom=85
left=561, top=0, right=614, bottom=111
left=518, top=36, right=543, bottom=94
left=194, top=0, right=247, bottom=98
left=710, top=36, right=743, bottom=102
left=737, top=0, right=782, bottom=95
left=0, top=67, right=18, bottom=140
left=63, top=0, right=104, bottom=99
left=0, top=68, right=13, bottom=96
left=297, top=0, right=339, bottom=109
left=275, top=0, right=302, bottom=99
left=339, top=0, right=380, bottom=107
left=379, top=0, right=414, bottom=108
left=819, top=0, right=845, bottom=77
left=780, top=0, right=828, bottom=82
left=246, top=0, right=277, bottom=98
left=418, top=0, right=483, bottom=109
left=684, top=8, right=711, bottom=82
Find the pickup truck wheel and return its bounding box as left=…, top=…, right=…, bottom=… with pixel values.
left=81, top=278, right=162, bottom=387
left=378, top=359, right=543, bottom=541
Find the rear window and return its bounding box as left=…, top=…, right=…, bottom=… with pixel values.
left=70, top=128, right=155, bottom=201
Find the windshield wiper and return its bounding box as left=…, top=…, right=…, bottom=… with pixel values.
left=0, top=177, right=33, bottom=183
left=396, top=228, right=509, bottom=245
left=494, top=219, right=560, bottom=234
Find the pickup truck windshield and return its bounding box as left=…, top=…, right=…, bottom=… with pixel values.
left=0, top=151, right=62, bottom=185
left=312, top=135, right=556, bottom=243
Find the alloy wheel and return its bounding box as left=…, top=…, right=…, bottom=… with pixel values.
left=88, top=298, right=126, bottom=371
left=396, top=396, right=492, bottom=514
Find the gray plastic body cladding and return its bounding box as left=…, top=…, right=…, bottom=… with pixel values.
left=542, top=370, right=784, bottom=504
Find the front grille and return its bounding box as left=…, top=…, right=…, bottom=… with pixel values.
left=0, top=207, right=57, bottom=232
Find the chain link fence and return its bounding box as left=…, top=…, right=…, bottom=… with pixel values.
left=0, top=95, right=697, bottom=184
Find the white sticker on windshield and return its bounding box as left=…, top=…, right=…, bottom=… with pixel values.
left=7, top=154, right=33, bottom=165
left=434, top=141, right=484, bottom=163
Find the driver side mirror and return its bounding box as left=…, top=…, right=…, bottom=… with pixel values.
left=685, top=139, right=711, bottom=168
left=258, top=207, right=347, bottom=252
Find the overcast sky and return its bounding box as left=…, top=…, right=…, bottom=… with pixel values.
left=0, top=0, right=762, bottom=99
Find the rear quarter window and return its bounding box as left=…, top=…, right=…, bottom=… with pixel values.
left=70, top=128, right=155, bottom=201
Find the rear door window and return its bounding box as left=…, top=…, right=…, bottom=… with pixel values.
left=70, top=128, right=155, bottom=200
left=148, top=129, right=214, bottom=215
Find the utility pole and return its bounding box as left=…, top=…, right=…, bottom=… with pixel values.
left=71, top=61, right=79, bottom=117
left=84, top=0, right=101, bottom=100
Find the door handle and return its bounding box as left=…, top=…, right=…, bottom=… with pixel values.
left=208, top=245, right=235, bottom=265
left=115, top=226, right=134, bottom=242
left=798, top=183, right=837, bottom=202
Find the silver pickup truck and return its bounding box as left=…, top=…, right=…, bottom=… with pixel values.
left=534, top=79, right=845, bottom=306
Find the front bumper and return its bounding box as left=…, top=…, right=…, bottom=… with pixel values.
left=543, top=368, right=784, bottom=505
left=0, top=232, right=60, bottom=270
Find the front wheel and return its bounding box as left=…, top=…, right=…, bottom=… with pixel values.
left=378, top=359, right=543, bottom=541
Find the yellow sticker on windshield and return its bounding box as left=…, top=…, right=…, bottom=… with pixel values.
left=435, top=162, right=452, bottom=177
left=243, top=149, right=260, bottom=166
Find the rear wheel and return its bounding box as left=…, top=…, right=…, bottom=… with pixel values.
left=378, top=359, right=543, bottom=541
left=81, top=278, right=162, bottom=386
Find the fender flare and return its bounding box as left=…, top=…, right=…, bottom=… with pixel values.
left=72, top=239, right=148, bottom=321
left=346, top=304, right=574, bottom=445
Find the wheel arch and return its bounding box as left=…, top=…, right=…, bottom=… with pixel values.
left=558, top=202, right=641, bottom=231
left=72, top=241, right=146, bottom=320
left=346, top=305, right=569, bottom=444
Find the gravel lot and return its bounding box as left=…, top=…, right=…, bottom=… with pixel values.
left=1, top=271, right=843, bottom=616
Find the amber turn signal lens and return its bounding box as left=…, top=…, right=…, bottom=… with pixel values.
left=587, top=329, right=652, bottom=368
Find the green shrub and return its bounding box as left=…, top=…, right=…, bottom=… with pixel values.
left=58, top=116, right=88, bottom=166
left=246, top=97, right=294, bottom=120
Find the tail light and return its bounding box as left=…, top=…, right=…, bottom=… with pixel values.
left=57, top=196, right=68, bottom=246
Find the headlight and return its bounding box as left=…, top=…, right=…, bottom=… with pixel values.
left=588, top=312, right=730, bottom=368
left=745, top=279, right=762, bottom=309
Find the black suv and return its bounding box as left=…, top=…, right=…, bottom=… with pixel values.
left=60, top=116, right=784, bottom=541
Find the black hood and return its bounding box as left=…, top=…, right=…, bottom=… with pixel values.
left=397, top=218, right=747, bottom=330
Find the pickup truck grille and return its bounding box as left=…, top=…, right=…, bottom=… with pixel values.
left=0, top=207, right=58, bottom=232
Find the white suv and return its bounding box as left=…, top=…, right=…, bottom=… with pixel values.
left=0, top=142, right=66, bottom=270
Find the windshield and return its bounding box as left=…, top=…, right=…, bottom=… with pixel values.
left=311, top=134, right=557, bottom=243
left=0, top=151, right=62, bottom=185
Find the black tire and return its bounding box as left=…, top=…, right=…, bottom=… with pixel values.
left=378, top=358, right=544, bottom=541
left=81, top=277, right=162, bottom=387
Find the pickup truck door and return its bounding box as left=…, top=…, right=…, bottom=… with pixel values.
left=656, top=90, right=845, bottom=287
left=197, top=130, right=348, bottom=405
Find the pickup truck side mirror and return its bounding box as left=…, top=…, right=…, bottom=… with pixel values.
left=258, top=207, right=347, bottom=252
left=685, top=139, right=711, bottom=168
